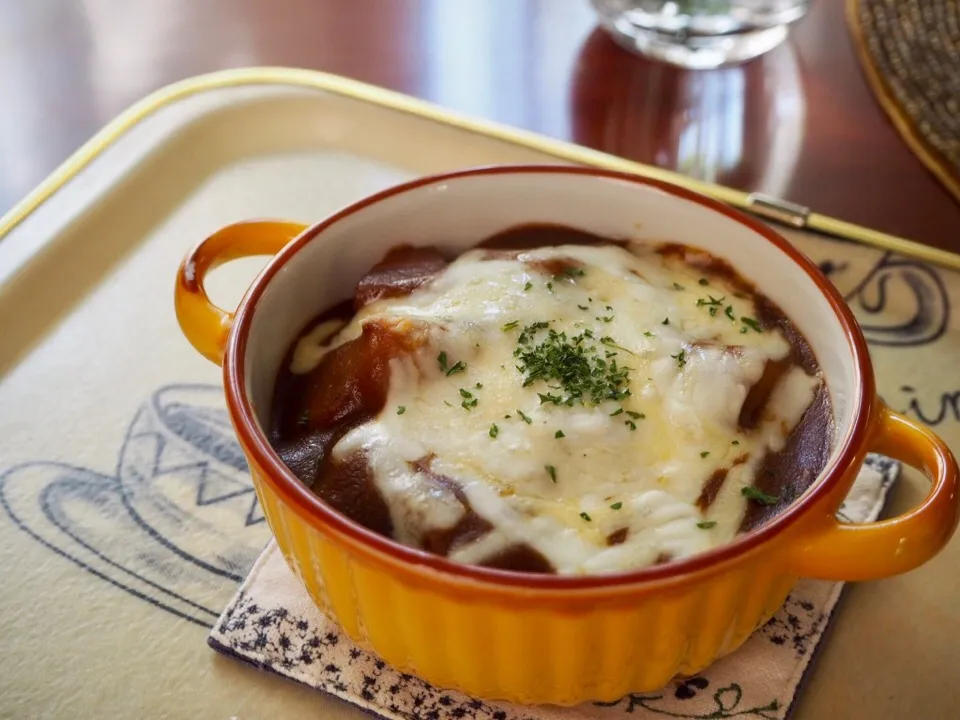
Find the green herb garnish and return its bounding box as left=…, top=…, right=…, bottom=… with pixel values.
left=662, top=317, right=670, bottom=325
left=673, top=282, right=684, bottom=291
left=610, top=408, right=624, bottom=416
left=502, top=320, right=520, bottom=331
left=696, top=294, right=725, bottom=308
left=524, top=281, right=533, bottom=291
left=446, top=361, right=467, bottom=376
left=516, top=320, right=550, bottom=346
left=396, top=406, right=406, bottom=415
left=699, top=278, right=709, bottom=286
left=437, top=351, right=448, bottom=372
left=731, top=440, right=740, bottom=445
left=724, top=305, right=735, bottom=321
left=555, top=430, right=565, bottom=438
left=697, top=521, right=717, bottom=529
left=625, top=410, right=643, bottom=419
left=671, top=349, right=687, bottom=368
left=461, top=397, right=478, bottom=410
left=513, top=326, right=632, bottom=406
left=742, top=486, right=779, bottom=505
left=545, top=465, right=557, bottom=483
left=489, top=424, right=499, bottom=438
left=459, top=388, right=473, bottom=399
left=700, top=451, right=710, bottom=458
left=741, top=316, right=763, bottom=333
left=600, top=336, right=635, bottom=355
left=625, top=420, right=637, bottom=431
left=577, top=304, right=589, bottom=311
left=643, top=331, right=654, bottom=338
left=475, top=382, right=483, bottom=389
left=610, top=502, right=623, bottom=510
left=579, top=511, right=591, bottom=522
left=517, top=410, right=533, bottom=424
left=546, top=282, right=554, bottom=292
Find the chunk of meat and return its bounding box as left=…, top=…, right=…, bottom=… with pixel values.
left=270, top=430, right=341, bottom=488
left=270, top=318, right=424, bottom=488
left=303, top=320, right=425, bottom=429
left=313, top=451, right=394, bottom=538
left=355, top=245, right=449, bottom=309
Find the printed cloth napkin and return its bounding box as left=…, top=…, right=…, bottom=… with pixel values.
left=209, top=455, right=898, bottom=720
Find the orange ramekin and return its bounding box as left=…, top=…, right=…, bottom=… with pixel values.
left=174, top=166, right=959, bottom=705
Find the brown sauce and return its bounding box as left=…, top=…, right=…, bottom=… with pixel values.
left=738, top=359, right=792, bottom=430
left=740, top=384, right=833, bottom=531
left=755, top=294, right=819, bottom=374
left=478, top=223, right=626, bottom=251
left=695, top=454, right=748, bottom=511
left=657, top=243, right=754, bottom=297
left=696, top=467, right=731, bottom=511
left=524, top=256, right=585, bottom=279
left=606, top=528, right=630, bottom=546
left=269, top=224, right=833, bottom=574
left=411, top=456, right=494, bottom=557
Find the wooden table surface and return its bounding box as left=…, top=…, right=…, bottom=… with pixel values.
left=1, top=0, right=958, bottom=252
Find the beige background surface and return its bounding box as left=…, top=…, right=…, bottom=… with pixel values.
left=0, top=85, right=957, bottom=719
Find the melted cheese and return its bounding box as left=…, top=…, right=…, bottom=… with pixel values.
left=297, top=244, right=822, bottom=575
left=289, top=319, right=347, bottom=374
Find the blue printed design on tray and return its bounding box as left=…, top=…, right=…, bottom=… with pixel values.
left=818, top=251, right=949, bottom=347
left=0, top=384, right=270, bottom=627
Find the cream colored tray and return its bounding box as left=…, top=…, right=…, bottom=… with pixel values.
left=1, top=69, right=959, bottom=720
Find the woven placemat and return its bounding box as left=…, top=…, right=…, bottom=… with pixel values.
left=848, top=0, right=960, bottom=203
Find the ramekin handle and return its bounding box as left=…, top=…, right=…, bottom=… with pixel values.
left=175, top=220, right=307, bottom=365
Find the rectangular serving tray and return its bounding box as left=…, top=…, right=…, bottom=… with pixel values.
left=1, top=68, right=958, bottom=719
